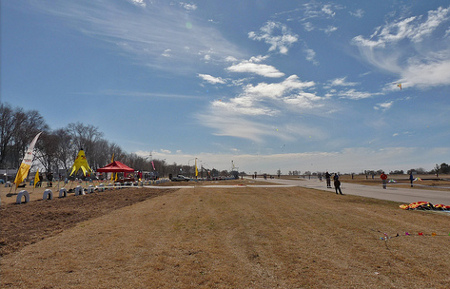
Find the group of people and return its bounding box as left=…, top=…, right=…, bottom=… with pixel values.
left=380, top=171, right=415, bottom=188
left=325, top=172, right=343, bottom=195
left=324, top=171, right=416, bottom=195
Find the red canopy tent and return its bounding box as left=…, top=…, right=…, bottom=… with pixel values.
left=97, top=161, right=135, bottom=173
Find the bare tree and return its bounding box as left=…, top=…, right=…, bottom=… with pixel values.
left=66, top=122, right=104, bottom=164
left=0, top=104, right=48, bottom=168
left=53, top=128, right=75, bottom=173
left=109, top=142, right=125, bottom=162
left=90, top=139, right=110, bottom=169
left=35, top=132, right=59, bottom=173
left=11, top=109, right=48, bottom=167
left=0, top=103, right=16, bottom=167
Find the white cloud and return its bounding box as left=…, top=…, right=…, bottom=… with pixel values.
left=283, top=92, right=324, bottom=109
left=304, top=48, right=318, bottom=65
left=195, top=75, right=325, bottom=142
left=324, top=26, right=338, bottom=34
left=303, top=22, right=314, bottom=32
left=243, top=75, right=315, bottom=99
left=328, top=77, right=358, bottom=87
left=302, top=2, right=342, bottom=20
left=248, top=21, right=298, bottom=54
left=350, top=9, right=364, bottom=18
left=321, top=5, right=336, bottom=17
left=338, top=89, right=380, bottom=100
left=211, top=98, right=278, bottom=116
left=180, top=2, right=197, bottom=11
left=374, top=101, right=393, bottom=111
left=225, top=56, right=238, bottom=62
left=161, top=48, right=171, bottom=57
left=31, top=1, right=244, bottom=74
left=197, top=109, right=275, bottom=142
left=352, top=6, right=450, bottom=88
left=128, top=0, right=146, bottom=8
left=227, top=59, right=285, bottom=78
left=398, top=57, right=450, bottom=88
left=198, top=73, right=226, bottom=84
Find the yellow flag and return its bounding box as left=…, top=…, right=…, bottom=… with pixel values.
left=195, top=158, right=198, bottom=177
left=14, top=132, right=42, bottom=189
left=69, top=149, right=93, bottom=176
left=34, top=169, right=40, bottom=188
left=14, top=163, right=31, bottom=189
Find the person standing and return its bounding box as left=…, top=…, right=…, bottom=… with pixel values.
left=380, top=172, right=388, bottom=189
left=409, top=172, right=414, bottom=187
left=334, top=173, right=343, bottom=195
left=325, top=171, right=332, bottom=188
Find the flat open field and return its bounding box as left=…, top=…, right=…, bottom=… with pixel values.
left=1, top=181, right=449, bottom=288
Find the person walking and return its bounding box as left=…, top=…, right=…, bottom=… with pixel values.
left=325, top=171, right=332, bottom=188
left=333, top=173, right=343, bottom=195
left=380, top=172, right=388, bottom=189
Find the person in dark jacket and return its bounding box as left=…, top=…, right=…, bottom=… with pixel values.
left=333, top=173, right=343, bottom=195
left=325, top=171, right=332, bottom=188
left=409, top=172, right=414, bottom=187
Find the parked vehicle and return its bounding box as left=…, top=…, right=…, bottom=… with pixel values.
left=171, top=175, right=190, bottom=182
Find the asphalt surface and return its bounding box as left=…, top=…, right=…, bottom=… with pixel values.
left=256, top=177, right=450, bottom=205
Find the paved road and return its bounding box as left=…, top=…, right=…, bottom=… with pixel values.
left=251, top=177, right=450, bottom=205
left=142, top=177, right=450, bottom=206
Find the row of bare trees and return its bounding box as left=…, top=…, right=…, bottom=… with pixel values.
left=0, top=103, right=199, bottom=178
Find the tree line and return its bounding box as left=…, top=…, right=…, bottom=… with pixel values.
left=290, top=164, right=450, bottom=178
left=0, top=103, right=207, bottom=178
left=3, top=103, right=447, bottom=179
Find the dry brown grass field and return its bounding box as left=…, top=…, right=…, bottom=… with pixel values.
left=1, top=179, right=449, bottom=288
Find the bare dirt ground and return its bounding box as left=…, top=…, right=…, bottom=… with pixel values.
left=1, top=180, right=449, bottom=288
left=0, top=186, right=175, bottom=257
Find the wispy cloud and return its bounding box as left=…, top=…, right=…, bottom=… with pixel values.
left=30, top=0, right=244, bottom=74
left=79, top=89, right=202, bottom=99
left=327, top=77, right=358, bottom=87
left=198, top=74, right=226, bottom=84
left=374, top=101, right=393, bottom=111
left=180, top=2, right=197, bottom=11
left=337, top=89, right=382, bottom=100
left=350, top=9, right=364, bottom=18
left=195, top=74, right=326, bottom=142
left=127, top=0, right=146, bottom=8
left=352, top=6, right=450, bottom=88
left=227, top=57, right=285, bottom=78
left=304, top=47, right=318, bottom=65
left=248, top=21, right=298, bottom=54
left=324, top=25, right=338, bottom=34
left=302, top=2, right=342, bottom=20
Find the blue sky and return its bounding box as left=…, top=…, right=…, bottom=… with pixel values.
left=2, top=0, right=450, bottom=174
